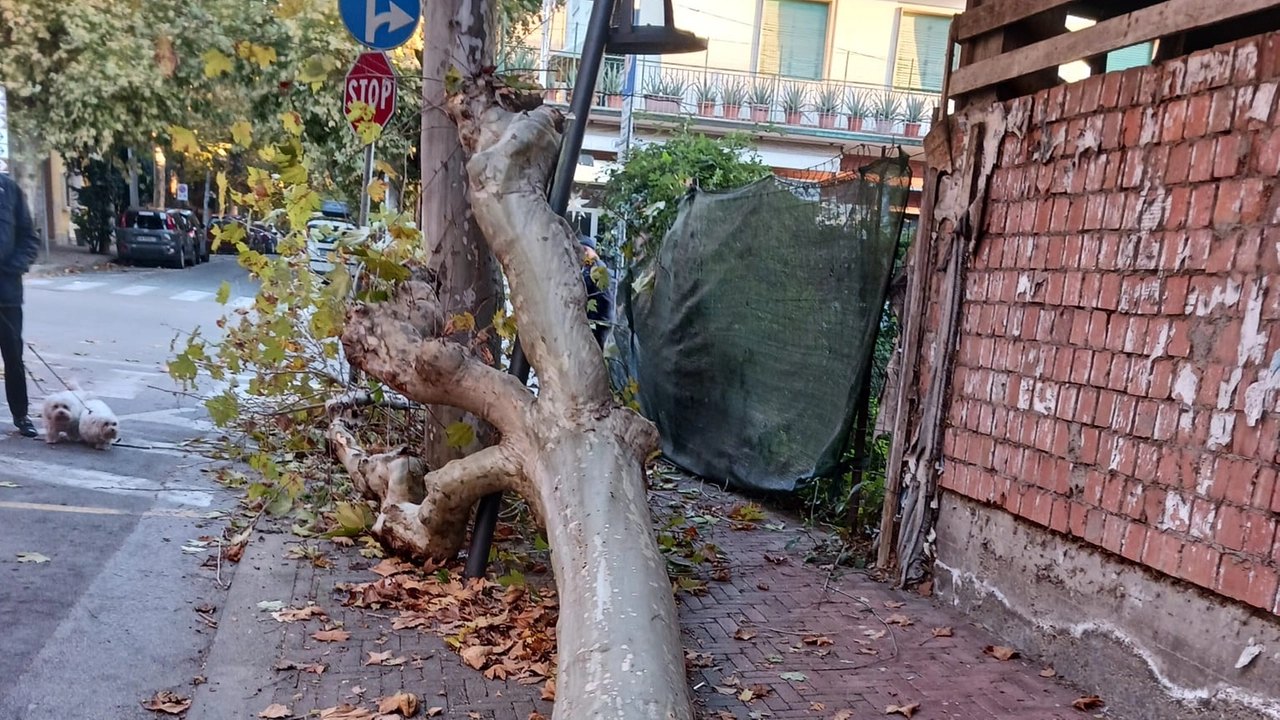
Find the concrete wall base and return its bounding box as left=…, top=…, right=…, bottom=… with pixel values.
left=935, top=491, right=1280, bottom=720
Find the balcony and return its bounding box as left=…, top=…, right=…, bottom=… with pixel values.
left=499, top=47, right=940, bottom=143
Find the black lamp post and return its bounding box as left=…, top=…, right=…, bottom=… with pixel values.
left=462, top=0, right=707, bottom=579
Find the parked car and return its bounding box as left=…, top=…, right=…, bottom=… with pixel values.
left=208, top=216, right=246, bottom=254
left=306, top=216, right=361, bottom=275
left=116, top=208, right=196, bottom=269
left=169, top=209, right=210, bottom=263
left=249, top=221, right=281, bottom=255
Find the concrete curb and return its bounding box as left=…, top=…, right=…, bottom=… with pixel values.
left=186, top=532, right=294, bottom=720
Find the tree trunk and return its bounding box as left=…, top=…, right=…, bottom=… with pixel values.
left=419, top=0, right=504, bottom=468
left=332, top=78, right=694, bottom=719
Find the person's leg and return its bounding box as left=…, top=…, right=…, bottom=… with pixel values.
left=0, top=306, right=33, bottom=434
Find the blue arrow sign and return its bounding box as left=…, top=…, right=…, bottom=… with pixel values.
left=339, top=0, right=420, bottom=52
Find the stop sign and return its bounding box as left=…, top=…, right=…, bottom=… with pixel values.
left=345, top=52, right=397, bottom=136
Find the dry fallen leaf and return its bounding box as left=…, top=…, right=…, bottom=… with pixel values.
left=809, top=702, right=826, bottom=711
left=1039, top=667, right=1057, bottom=678
left=366, top=651, right=393, bottom=666
left=739, top=688, right=755, bottom=703
left=984, top=645, right=1019, bottom=661
left=426, top=708, right=443, bottom=717
left=303, top=663, right=327, bottom=675
left=1072, top=695, right=1104, bottom=711
left=272, top=605, right=326, bottom=623
left=528, top=713, right=548, bottom=720
left=460, top=645, right=491, bottom=670
left=757, top=582, right=770, bottom=591
left=734, top=627, right=758, bottom=641
left=312, top=629, right=351, bottom=643
left=142, top=691, right=192, bottom=715
left=931, top=627, right=953, bottom=638
left=833, top=711, right=854, bottom=720
left=319, top=704, right=375, bottom=720
left=859, top=647, right=879, bottom=656
left=885, top=702, right=920, bottom=718
left=885, top=614, right=913, bottom=627
left=371, top=558, right=413, bottom=577
left=259, top=703, right=292, bottom=719
left=376, top=692, right=419, bottom=717
left=884, top=600, right=906, bottom=609
left=540, top=679, right=556, bottom=701
left=802, top=635, right=833, bottom=646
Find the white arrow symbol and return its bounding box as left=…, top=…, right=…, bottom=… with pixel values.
left=365, top=0, right=415, bottom=44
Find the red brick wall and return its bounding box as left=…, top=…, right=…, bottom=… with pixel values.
left=936, top=34, right=1280, bottom=613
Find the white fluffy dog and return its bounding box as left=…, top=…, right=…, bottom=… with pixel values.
left=77, top=399, right=120, bottom=450
left=41, top=391, right=85, bottom=444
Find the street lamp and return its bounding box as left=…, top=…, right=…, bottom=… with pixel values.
left=463, top=0, right=707, bottom=579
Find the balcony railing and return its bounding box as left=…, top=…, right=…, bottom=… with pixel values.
left=498, top=47, right=939, bottom=139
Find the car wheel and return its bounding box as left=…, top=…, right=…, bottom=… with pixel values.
left=171, top=246, right=186, bottom=269
left=185, top=243, right=197, bottom=267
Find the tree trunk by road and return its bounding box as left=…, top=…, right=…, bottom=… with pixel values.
left=419, top=0, right=504, bottom=469
left=331, top=77, right=694, bottom=719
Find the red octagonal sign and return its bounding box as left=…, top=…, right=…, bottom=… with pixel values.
left=345, top=51, right=397, bottom=136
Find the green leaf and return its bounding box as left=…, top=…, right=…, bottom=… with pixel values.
left=265, top=491, right=294, bottom=517
left=168, top=125, right=199, bottom=156
left=590, top=264, right=611, bottom=289
left=496, top=570, right=526, bottom=588
left=445, top=421, right=475, bottom=449
left=215, top=281, right=232, bottom=305
left=204, top=393, right=240, bottom=427
left=780, top=671, right=808, bottom=682
left=328, top=502, right=374, bottom=537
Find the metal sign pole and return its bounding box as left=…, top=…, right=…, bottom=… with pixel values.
left=358, top=142, right=375, bottom=227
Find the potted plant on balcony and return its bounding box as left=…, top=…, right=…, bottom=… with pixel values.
left=780, top=81, right=807, bottom=125
left=644, top=73, right=686, bottom=114
left=814, top=85, right=841, bottom=129
left=872, top=90, right=901, bottom=133
left=843, top=89, right=869, bottom=131
left=600, top=64, right=624, bottom=109
left=721, top=78, right=747, bottom=120
left=901, top=94, right=931, bottom=137
left=748, top=80, right=775, bottom=123
left=694, top=76, right=718, bottom=117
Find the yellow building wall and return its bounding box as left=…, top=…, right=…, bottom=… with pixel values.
left=662, top=0, right=961, bottom=86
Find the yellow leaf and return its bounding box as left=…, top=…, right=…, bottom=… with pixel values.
left=215, top=172, right=229, bottom=215
left=275, top=0, right=305, bottom=18
left=492, top=308, right=517, bottom=340
left=234, top=40, right=252, bottom=60
left=374, top=159, right=399, bottom=179
left=357, top=121, right=382, bottom=145
left=367, top=178, right=387, bottom=204
left=279, top=163, right=308, bottom=185
left=201, top=49, right=233, bottom=78
left=281, top=111, right=303, bottom=135
left=249, top=44, right=278, bottom=69
left=445, top=421, right=475, bottom=449
left=168, top=125, right=200, bottom=156
left=297, top=56, right=331, bottom=85
left=230, top=120, right=253, bottom=148
left=345, top=101, right=374, bottom=124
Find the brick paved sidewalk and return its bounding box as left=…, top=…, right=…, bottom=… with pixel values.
left=198, top=474, right=1112, bottom=720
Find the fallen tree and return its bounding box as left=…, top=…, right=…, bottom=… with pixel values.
left=328, top=75, right=694, bottom=720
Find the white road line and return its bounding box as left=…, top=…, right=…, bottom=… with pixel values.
left=112, top=284, right=160, bottom=296
left=0, top=456, right=215, bottom=506
left=61, top=281, right=107, bottom=292
left=25, top=278, right=56, bottom=286
left=170, top=290, right=214, bottom=302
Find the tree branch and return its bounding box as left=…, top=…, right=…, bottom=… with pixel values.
left=448, top=87, right=611, bottom=409
left=328, top=418, right=426, bottom=507
left=341, top=278, right=533, bottom=438
left=376, top=442, right=527, bottom=561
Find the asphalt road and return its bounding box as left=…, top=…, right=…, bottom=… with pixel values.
left=0, top=256, right=256, bottom=719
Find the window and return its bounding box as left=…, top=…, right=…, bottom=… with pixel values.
left=759, top=0, right=830, bottom=80
left=893, top=11, right=952, bottom=92
left=1106, top=42, right=1154, bottom=73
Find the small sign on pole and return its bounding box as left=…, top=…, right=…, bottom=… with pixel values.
left=176, top=183, right=189, bottom=202
left=344, top=52, right=398, bottom=136
left=339, top=0, right=420, bottom=52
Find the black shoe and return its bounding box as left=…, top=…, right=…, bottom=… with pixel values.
left=14, top=417, right=36, bottom=438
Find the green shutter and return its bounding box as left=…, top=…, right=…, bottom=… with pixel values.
left=893, top=12, right=951, bottom=92
left=1106, top=42, right=1153, bottom=73
left=759, top=0, right=829, bottom=80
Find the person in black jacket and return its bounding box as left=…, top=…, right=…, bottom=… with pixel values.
left=580, top=235, right=614, bottom=348
left=0, top=174, right=41, bottom=437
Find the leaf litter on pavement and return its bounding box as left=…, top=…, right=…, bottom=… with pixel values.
left=142, top=691, right=191, bottom=715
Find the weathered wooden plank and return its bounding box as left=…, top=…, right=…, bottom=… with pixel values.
left=951, top=0, right=1280, bottom=97
left=954, top=0, right=1078, bottom=41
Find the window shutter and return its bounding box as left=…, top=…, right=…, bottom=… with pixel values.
left=759, top=1, right=830, bottom=80
left=1106, top=42, right=1153, bottom=73
left=893, top=12, right=951, bottom=92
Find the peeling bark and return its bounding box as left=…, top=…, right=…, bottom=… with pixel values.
left=336, top=76, right=693, bottom=719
